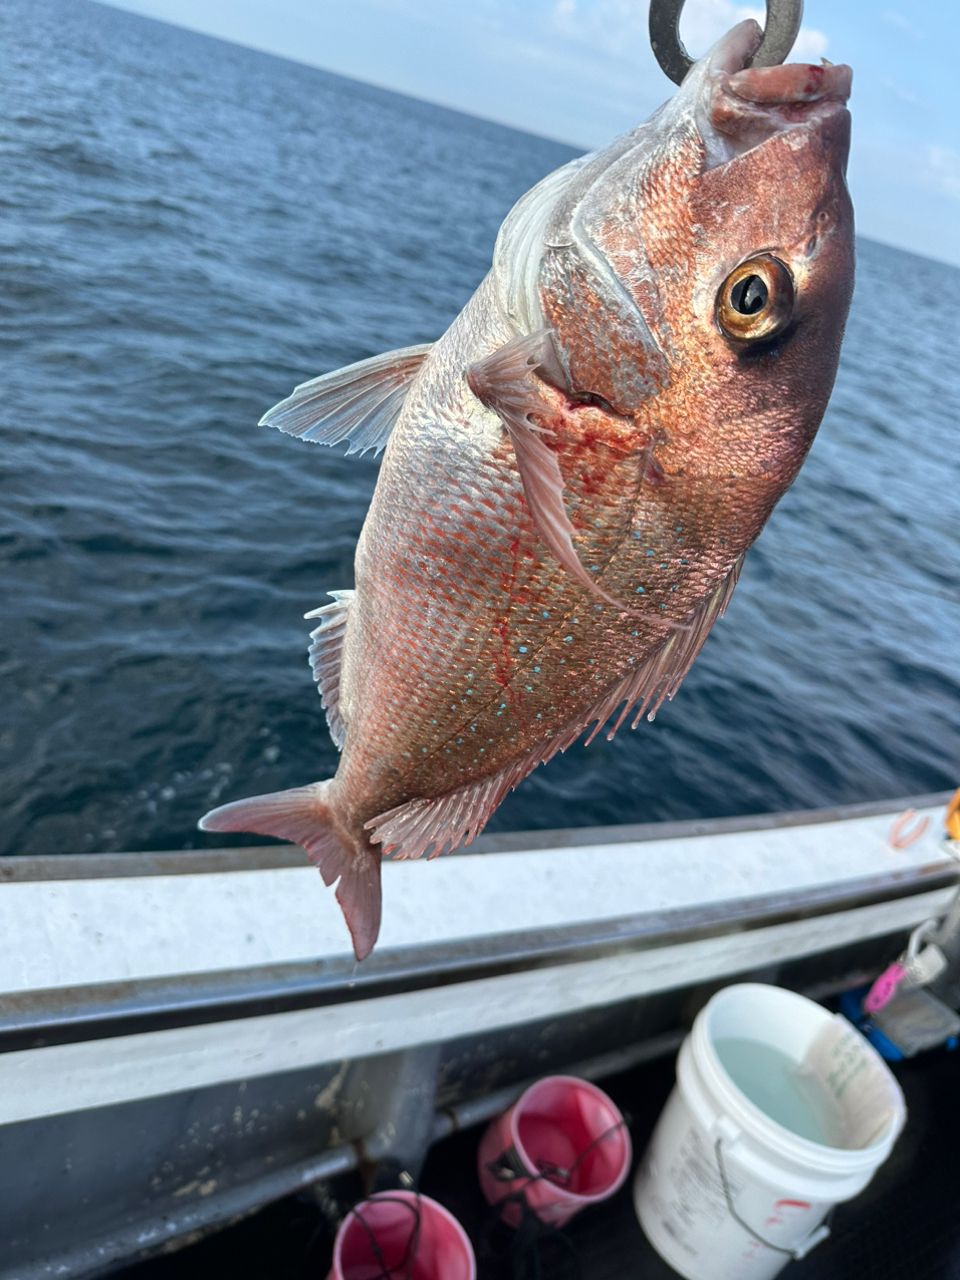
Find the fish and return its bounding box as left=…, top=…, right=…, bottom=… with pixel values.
left=200, top=20, right=854, bottom=960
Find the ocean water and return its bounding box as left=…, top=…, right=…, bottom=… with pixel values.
left=2, top=0, right=958, bottom=859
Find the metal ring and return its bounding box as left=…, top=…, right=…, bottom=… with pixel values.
left=648, top=0, right=804, bottom=86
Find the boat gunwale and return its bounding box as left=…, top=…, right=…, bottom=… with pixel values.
left=0, top=790, right=951, bottom=881
left=3, top=850, right=956, bottom=1054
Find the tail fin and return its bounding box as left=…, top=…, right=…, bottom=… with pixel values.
left=199, top=782, right=382, bottom=960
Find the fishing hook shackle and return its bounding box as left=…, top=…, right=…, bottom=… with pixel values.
left=648, top=0, right=804, bottom=85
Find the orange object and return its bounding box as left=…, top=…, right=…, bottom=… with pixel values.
left=946, top=789, right=960, bottom=842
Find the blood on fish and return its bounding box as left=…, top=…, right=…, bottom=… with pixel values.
left=642, top=455, right=668, bottom=488
left=803, top=65, right=825, bottom=97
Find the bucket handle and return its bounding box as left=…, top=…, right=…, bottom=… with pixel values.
left=714, top=1136, right=832, bottom=1260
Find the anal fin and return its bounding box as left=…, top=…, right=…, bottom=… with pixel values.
left=584, top=555, right=744, bottom=743
left=261, top=343, right=433, bottom=456
left=363, top=559, right=744, bottom=864
left=365, top=772, right=513, bottom=862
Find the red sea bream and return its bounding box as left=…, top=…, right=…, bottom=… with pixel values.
left=201, top=22, right=855, bottom=959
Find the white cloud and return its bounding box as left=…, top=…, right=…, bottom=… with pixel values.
left=550, top=0, right=827, bottom=65
left=880, top=10, right=922, bottom=40
left=925, top=145, right=960, bottom=201
left=684, top=3, right=827, bottom=63
left=550, top=0, right=652, bottom=62
left=882, top=77, right=922, bottom=109
left=782, top=23, right=828, bottom=63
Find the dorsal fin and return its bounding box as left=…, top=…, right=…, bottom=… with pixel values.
left=260, top=343, right=433, bottom=456
left=305, top=590, right=355, bottom=750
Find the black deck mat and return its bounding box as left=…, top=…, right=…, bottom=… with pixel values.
left=120, top=1045, right=960, bottom=1279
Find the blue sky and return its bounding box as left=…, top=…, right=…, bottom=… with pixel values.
left=105, top=0, right=960, bottom=265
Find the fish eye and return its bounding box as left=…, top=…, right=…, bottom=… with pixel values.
left=716, top=255, right=795, bottom=343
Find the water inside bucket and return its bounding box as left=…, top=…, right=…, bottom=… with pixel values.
left=714, top=1037, right=840, bottom=1146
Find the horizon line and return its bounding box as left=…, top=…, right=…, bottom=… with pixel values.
left=91, top=0, right=957, bottom=273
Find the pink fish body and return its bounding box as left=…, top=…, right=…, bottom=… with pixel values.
left=201, top=22, right=854, bottom=959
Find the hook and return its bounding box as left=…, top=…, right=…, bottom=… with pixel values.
left=648, top=0, right=804, bottom=86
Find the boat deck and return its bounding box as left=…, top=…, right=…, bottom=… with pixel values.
left=117, top=1036, right=960, bottom=1280
left=5, top=795, right=957, bottom=1278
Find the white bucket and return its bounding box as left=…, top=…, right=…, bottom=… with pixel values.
left=634, top=983, right=906, bottom=1280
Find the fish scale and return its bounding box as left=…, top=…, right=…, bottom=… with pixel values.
left=201, top=20, right=855, bottom=958
left=346, top=351, right=663, bottom=793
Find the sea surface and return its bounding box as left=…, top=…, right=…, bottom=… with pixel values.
left=2, top=0, right=958, bottom=859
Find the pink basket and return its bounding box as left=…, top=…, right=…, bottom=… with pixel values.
left=477, top=1075, right=632, bottom=1227
left=326, top=1190, right=475, bottom=1280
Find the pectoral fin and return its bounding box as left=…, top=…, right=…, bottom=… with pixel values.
left=467, top=331, right=637, bottom=612
left=261, top=343, right=433, bottom=456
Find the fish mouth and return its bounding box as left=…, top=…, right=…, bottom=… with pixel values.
left=696, top=20, right=852, bottom=168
